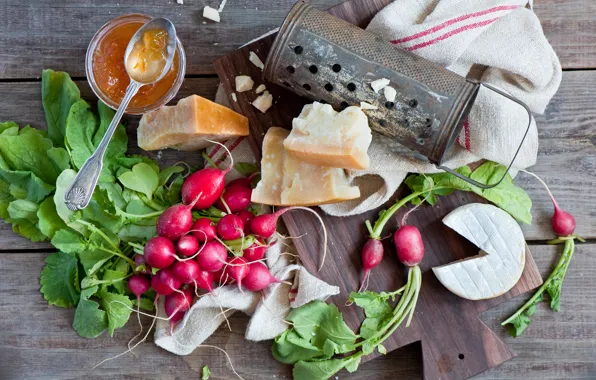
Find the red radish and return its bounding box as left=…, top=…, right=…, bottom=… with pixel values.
left=213, top=267, right=234, bottom=286
left=172, top=260, right=201, bottom=284
left=215, top=185, right=252, bottom=213
left=134, top=254, right=152, bottom=274
left=236, top=210, right=254, bottom=233
left=243, top=240, right=267, bottom=262
left=359, top=239, right=384, bottom=292
left=522, top=170, right=576, bottom=236
left=156, top=193, right=203, bottom=241
left=393, top=225, right=425, bottom=267
left=192, top=218, right=217, bottom=242
left=227, top=177, right=251, bottom=188
left=164, top=288, right=194, bottom=333
left=226, top=257, right=250, bottom=291
left=144, top=237, right=177, bottom=269
left=151, top=268, right=182, bottom=296
left=196, top=240, right=228, bottom=272
left=194, top=269, right=215, bottom=292
left=217, top=214, right=244, bottom=240
left=128, top=274, right=151, bottom=298
left=243, top=262, right=282, bottom=292
left=177, top=235, right=199, bottom=257
left=249, top=207, right=328, bottom=269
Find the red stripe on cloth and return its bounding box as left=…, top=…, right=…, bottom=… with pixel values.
left=456, top=135, right=461, bottom=146
left=391, top=5, right=518, bottom=45
left=289, top=298, right=296, bottom=302
left=208, top=143, right=223, bottom=159
left=215, top=136, right=245, bottom=165
left=464, top=118, right=471, bottom=150
left=407, top=18, right=499, bottom=51
left=289, top=288, right=298, bottom=294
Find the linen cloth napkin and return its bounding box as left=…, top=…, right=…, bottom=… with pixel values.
left=155, top=238, right=340, bottom=355
left=206, top=0, right=561, bottom=216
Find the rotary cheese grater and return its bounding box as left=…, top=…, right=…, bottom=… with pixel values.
left=263, top=1, right=532, bottom=188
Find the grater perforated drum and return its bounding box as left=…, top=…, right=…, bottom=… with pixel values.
left=263, top=1, right=532, bottom=188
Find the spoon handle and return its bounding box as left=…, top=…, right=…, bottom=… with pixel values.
left=64, top=81, right=142, bottom=210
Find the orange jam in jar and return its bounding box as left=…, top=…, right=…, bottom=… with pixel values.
left=86, top=14, right=185, bottom=114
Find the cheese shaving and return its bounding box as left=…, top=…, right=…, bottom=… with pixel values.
left=235, top=75, right=254, bottom=92
left=255, top=84, right=266, bottom=94
left=203, top=6, right=221, bottom=22
left=360, top=102, right=378, bottom=110
left=370, top=78, right=390, bottom=93
left=252, top=91, right=273, bottom=113
left=249, top=51, right=265, bottom=70
left=383, top=86, right=397, bottom=102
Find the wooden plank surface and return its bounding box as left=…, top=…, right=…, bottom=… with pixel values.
left=1, top=244, right=594, bottom=379
left=0, top=0, right=594, bottom=80
left=0, top=71, right=594, bottom=250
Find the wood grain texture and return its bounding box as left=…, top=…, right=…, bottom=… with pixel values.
left=1, top=244, right=593, bottom=379
left=0, top=0, right=345, bottom=79
left=0, top=0, right=594, bottom=80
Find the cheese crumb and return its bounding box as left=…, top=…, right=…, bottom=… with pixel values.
left=235, top=75, right=254, bottom=92
left=176, top=0, right=183, bottom=4
left=383, top=86, right=397, bottom=102
left=231, top=93, right=237, bottom=102
left=203, top=6, right=221, bottom=22
left=255, top=84, right=266, bottom=94
left=360, top=101, right=378, bottom=110
left=249, top=51, right=265, bottom=70
left=252, top=91, right=273, bottom=113
left=370, top=78, right=390, bottom=93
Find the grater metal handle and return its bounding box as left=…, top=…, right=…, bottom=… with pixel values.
left=437, top=82, right=533, bottom=189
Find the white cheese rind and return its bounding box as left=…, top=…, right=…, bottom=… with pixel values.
left=432, top=203, right=526, bottom=300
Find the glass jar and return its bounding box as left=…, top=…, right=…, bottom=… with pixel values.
left=86, top=14, right=186, bottom=115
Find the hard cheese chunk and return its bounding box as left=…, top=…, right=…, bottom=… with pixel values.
left=283, top=102, right=372, bottom=170
left=432, top=203, right=526, bottom=300
left=138, top=95, right=249, bottom=151
left=252, top=127, right=360, bottom=206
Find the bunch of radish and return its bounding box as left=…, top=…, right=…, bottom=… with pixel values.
left=128, top=146, right=327, bottom=334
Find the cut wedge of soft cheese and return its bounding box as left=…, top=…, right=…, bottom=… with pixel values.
left=384, top=86, right=396, bottom=102
left=255, top=84, right=266, bottom=94
left=283, top=102, right=372, bottom=170
left=370, top=78, right=390, bottom=93
left=249, top=51, right=265, bottom=70
left=203, top=6, right=220, bottom=22
left=252, top=127, right=360, bottom=206
left=235, top=75, right=254, bottom=92
left=433, top=203, right=526, bottom=300
left=252, top=91, right=273, bottom=113
left=138, top=95, right=249, bottom=151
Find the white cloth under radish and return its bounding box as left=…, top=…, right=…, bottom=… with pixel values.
left=207, top=0, right=561, bottom=217
left=154, top=239, right=340, bottom=354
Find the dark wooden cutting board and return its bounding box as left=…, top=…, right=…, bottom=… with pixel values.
left=214, top=1, right=543, bottom=379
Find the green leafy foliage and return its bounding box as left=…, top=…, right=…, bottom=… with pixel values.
left=234, top=162, right=259, bottom=176
left=73, top=286, right=108, bottom=338
left=42, top=69, right=80, bottom=147
left=405, top=162, right=532, bottom=224
left=40, top=251, right=80, bottom=308
left=101, top=290, right=133, bottom=336
left=202, top=365, right=211, bottom=380
left=118, top=163, right=160, bottom=199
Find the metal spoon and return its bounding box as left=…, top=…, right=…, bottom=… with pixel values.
left=64, top=18, right=177, bottom=210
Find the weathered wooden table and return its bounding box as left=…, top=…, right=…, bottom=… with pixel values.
left=0, top=1, right=594, bottom=379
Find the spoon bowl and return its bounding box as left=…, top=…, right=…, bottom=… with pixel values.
left=64, top=17, right=177, bottom=211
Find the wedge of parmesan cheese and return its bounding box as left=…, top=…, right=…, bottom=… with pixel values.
left=432, top=203, right=526, bottom=300
left=249, top=51, right=264, bottom=70
left=251, top=127, right=360, bottom=206
left=203, top=6, right=221, bottom=22
left=370, top=78, right=390, bottom=93
left=283, top=102, right=372, bottom=170
left=138, top=95, right=249, bottom=151
left=235, top=75, right=254, bottom=92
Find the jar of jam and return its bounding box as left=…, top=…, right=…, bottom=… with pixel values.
left=86, top=14, right=186, bottom=114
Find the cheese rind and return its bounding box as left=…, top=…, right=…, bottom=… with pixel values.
left=251, top=127, right=360, bottom=206
left=432, top=203, right=526, bottom=300
left=138, top=95, right=249, bottom=151
left=283, top=102, right=372, bottom=170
